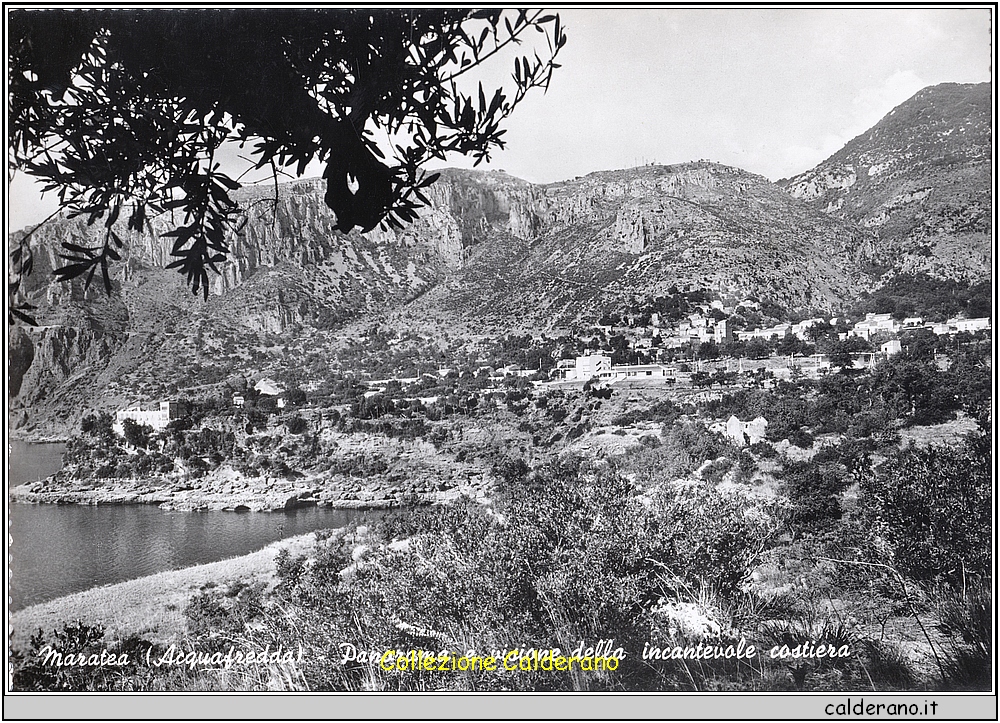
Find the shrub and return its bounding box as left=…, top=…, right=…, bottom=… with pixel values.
left=936, top=581, right=992, bottom=691
left=10, top=621, right=169, bottom=692
left=857, top=431, right=990, bottom=585
left=779, top=460, right=850, bottom=532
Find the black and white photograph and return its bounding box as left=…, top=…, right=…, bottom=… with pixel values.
left=5, top=4, right=995, bottom=712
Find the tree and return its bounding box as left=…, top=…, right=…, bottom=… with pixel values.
left=121, top=418, right=153, bottom=450
left=828, top=336, right=870, bottom=371
left=779, top=459, right=849, bottom=532
left=898, top=327, right=939, bottom=361
left=745, top=337, right=772, bottom=360
left=690, top=370, right=712, bottom=388
left=804, top=319, right=835, bottom=343
left=696, top=339, right=720, bottom=360
left=9, top=8, right=566, bottom=314
left=775, top=332, right=813, bottom=357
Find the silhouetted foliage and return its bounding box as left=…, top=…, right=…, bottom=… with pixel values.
left=9, top=8, right=566, bottom=305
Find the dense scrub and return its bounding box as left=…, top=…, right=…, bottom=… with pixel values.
left=11, top=410, right=991, bottom=692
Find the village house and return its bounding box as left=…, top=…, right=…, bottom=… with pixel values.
left=709, top=414, right=768, bottom=446
left=790, top=318, right=824, bottom=340
left=945, top=316, right=991, bottom=334
left=560, top=354, right=672, bottom=382
left=575, top=353, right=612, bottom=380
left=736, top=323, right=790, bottom=342
left=881, top=339, right=902, bottom=356
left=603, top=363, right=672, bottom=380
left=713, top=318, right=732, bottom=343
left=849, top=313, right=900, bottom=341
left=551, top=358, right=578, bottom=379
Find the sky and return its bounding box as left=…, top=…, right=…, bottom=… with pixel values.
left=7, top=7, right=994, bottom=230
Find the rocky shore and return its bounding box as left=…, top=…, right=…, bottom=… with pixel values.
left=10, top=464, right=492, bottom=512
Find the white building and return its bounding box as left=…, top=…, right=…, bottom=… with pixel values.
left=604, top=364, right=671, bottom=380
left=850, top=313, right=900, bottom=341
left=927, top=317, right=991, bottom=336
left=715, top=414, right=768, bottom=446
left=736, top=323, right=790, bottom=342
left=576, top=354, right=612, bottom=379
left=791, top=318, right=824, bottom=340
left=881, top=339, right=902, bottom=356
left=714, top=318, right=732, bottom=344
left=114, top=401, right=186, bottom=435
left=947, top=317, right=991, bottom=334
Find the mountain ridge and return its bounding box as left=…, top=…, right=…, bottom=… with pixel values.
left=781, top=81, right=991, bottom=280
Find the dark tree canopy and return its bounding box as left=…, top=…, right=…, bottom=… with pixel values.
left=8, top=8, right=566, bottom=316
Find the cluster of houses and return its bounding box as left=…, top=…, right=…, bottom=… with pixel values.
left=612, top=299, right=991, bottom=360
left=113, top=376, right=292, bottom=438
left=555, top=307, right=991, bottom=386
left=111, top=310, right=989, bottom=430
left=847, top=312, right=991, bottom=340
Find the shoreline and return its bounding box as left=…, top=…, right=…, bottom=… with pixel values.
left=7, top=432, right=71, bottom=444
left=11, top=465, right=489, bottom=512
left=8, top=532, right=322, bottom=650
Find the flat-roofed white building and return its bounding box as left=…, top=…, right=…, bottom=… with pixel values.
left=948, top=317, right=991, bottom=334
left=606, top=364, right=670, bottom=380
left=881, top=339, right=902, bottom=356
left=850, top=313, right=900, bottom=340
left=114, top=401, right=186, bottom=435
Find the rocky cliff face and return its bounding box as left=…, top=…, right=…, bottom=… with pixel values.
left=781, top=82, right=991, bottom=280
left=7, top=169, right=555, bottom=433
left=424, top=162, right=873, bottom=330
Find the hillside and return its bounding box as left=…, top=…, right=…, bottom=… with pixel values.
left=8, top=81, right=992, bottom=436
left=781, top=82, right=992, bottom=280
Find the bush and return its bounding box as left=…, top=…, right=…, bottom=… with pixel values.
left=10, top=621, right=169, bottom=692
left=779, top=460, right=850, bottom=532
left=549, top=406, right=568, bottom=423
left=936, top=581, right=992, bottom=690
left=857, top=431, right=990, bottom=585
left=216, top=456, right=786, bottom=692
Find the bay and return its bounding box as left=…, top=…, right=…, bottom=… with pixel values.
left=7, top=440, right=381, bottom=611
